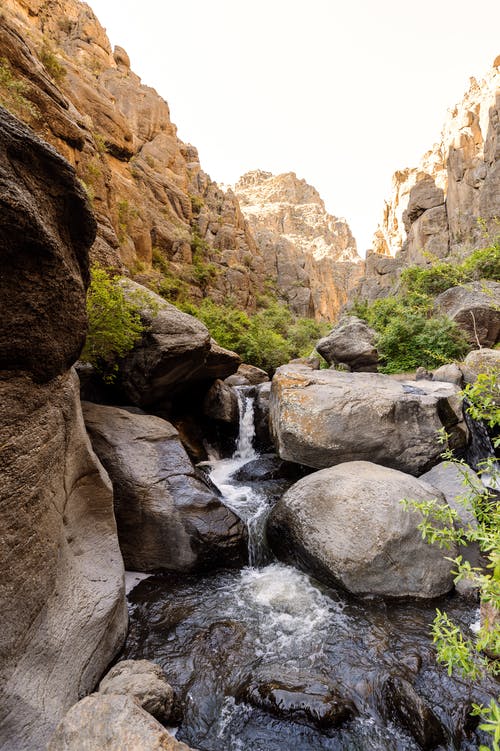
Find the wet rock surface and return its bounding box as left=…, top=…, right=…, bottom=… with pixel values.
left=82, top=402, right=247, bottom=572
left=123, top=565, right=494, bottom=750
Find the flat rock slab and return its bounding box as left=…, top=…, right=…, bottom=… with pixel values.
left=270, top=364, right=464, bottom=475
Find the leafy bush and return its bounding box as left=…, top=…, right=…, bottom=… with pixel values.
left=404, top=374, right=500, bottom=750
left=81, top=266, right=148, bottom=381
left=351, top=295, right=469, bottom=373
left=39, top=44, right=66, bottom=83
left=400, top=238, right=500, bottom=296
left=0, top=57, right=38, bottom=121
left=179, top=298, right=328, bottom=372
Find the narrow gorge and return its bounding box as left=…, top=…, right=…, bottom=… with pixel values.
left=1, top=2, right=499, bottom=750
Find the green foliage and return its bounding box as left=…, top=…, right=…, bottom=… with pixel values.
left=39, top=44, right=66, bottom=83
left=117, top=199, right=139, bottom=243
left=351, top=295, right=469, bottom=373
left=0, top=57, right=38, bottom=121
left=400, top=238, right=500, bottom=296
left=81, top=266, right=149, bottom=381
left=404, top=384, right=500, bottom=750
left=178, top=298, right=328, bottom=372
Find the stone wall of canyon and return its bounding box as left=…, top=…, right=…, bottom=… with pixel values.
left=356, top=58, right=500, bottom=300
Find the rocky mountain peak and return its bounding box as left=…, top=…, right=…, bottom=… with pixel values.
left=233, top=170, right=363, bottom=320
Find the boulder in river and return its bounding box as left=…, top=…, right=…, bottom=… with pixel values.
left=47, top=694, right=194, bottom=751
left=316, top=316, right=379, bottom=371
left=461, top=347, right=500, bottom=383
left=82, top=402, right=247, bottom=571
left=270, top=364, right=465, bottom=475
left=267, top=460, right=457, bottom=598
left=98, top=660, right=174, bottom=724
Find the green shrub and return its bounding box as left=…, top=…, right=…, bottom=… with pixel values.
left=351, top=295, right=469, bottom=373
left=178, top=298, right=327, bottom=372
left=39, top=44, right=66, bottom=83
left=401, top=238, right=500, bottom=296
left=0, top=57, right=38, bottom=121
left=81, top=266, right=147, bottom=381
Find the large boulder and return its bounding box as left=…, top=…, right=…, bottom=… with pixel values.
left=203, top=379, right=239, bottom=424
left=267, top=461, right=456, bottom=598
left=270, top=364, right=464, bottom=475
left=0, top=106, right=94, bottom=381
left=98, top=660, right=174, bottom=724
left=0, top=372, right=127, bottom=750
left=82, top=402, right=246, bottom=571
left=117, top=280, right=211, bottom=407
left=47, top=694, right=194, bottom=751
left=116, top=282, right=241, bottom=407
left=316, top=316, right=378, bottom=370
left=461, top=347, right=500, bottom=383
left=420, top=461, right=483, bottom=529
left=434, top=281, right=500, bottom=348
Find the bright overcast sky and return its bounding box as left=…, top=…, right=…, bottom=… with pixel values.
left=89, top=0, right=500, bottom=255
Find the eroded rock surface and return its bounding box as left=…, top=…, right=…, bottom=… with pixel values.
left=98, top=660, right=174, bottom=724
left=267, top=461, right=456, bottom=598
left=270, top=364, right=464, bottom=475
left=82, top=402, right=247, bottom=571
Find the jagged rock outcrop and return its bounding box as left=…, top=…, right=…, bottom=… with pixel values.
left=233, top=170, right=363, bottom=320
left=356, top=59, right=500, bottom=300
left=0, top=106, right=127, bottom=749
left=267, top=461, right=456, bottom=598
left=0, top=0, right=266, bottom=308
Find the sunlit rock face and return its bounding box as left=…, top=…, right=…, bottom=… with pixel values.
left=0, top=0, right=267, bottom=309
left=356, top=59, right=500, bottom=300
left=234, top=170, right=363, bottom=321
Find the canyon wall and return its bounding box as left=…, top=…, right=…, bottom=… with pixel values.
left=234, top=170, right=363, bottom=321
left=356, top=58, right=500, bottom=300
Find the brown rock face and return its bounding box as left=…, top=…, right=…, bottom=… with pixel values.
left=0, top=87, right=126, bottom=749
left=357, top=62, right=500, bottom=299
left=0, top=0, right=267, bottom=309
left=0, top=106, right=94, bottom=380
left=234, top=171, right=363, bottom=321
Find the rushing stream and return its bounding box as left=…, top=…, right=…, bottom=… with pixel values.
left=123, top=388, right=497, bottom=750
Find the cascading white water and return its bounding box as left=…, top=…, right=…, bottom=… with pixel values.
left=208, top=387, right=270, bottom=566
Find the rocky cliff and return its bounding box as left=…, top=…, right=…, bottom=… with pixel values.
left=234, top=170, right=363, bottom=321
left=356, top=58, right=500, bottom=300
left=0, top=105, right=127, bottom=750
left=0, top=0, right=266, bottom=309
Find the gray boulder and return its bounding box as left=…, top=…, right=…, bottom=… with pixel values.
left=267, top=461, right=456, bottom=598
left=254, top=381, right=272, bottom=449
left=117, top=280, right=211, bottom=406
left=434, top=281, right=500, bottom=348
left=420, top=461, right=483, bottom=529
left=98, top=660, right=174, bottom=724
left=82, top=402, right=246, bottom=571
left=237, top=363, right=270, bottom=384
left=201, top=339, right=241, bottom=381
left=203, top=379, right=239, bottom=424
left=270, top=364, right=464, bottom=475
left=47, top=694, right=194, bottom=751
left=316, top=316, right=378, bottom=370
left=432, top=363, right=464, bottom=386
left=461, top=347, right=500, bottom=383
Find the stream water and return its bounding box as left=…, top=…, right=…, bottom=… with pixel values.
left=123, top=389, right=497, bottom=750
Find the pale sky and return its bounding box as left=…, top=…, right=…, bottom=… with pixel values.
left=89, top=0, right=500, bottom=255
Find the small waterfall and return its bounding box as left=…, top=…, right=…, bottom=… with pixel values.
left=208, top=387, right=271, bottom=566
left=233, top=388, right=257, bottom=460
left=463, top=397, right=500, bottom=489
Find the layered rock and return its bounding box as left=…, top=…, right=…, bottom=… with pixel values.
left=357, top=59, right=500, bottom=299
left=82, top=403, right=247, bottom=571
left=234, top=170, right=363, bottom=320
left=0, top=0, right=266, bottom=308
left=269, top=364, right=465, bottom=475
left=267, top=461, right=456, bottom=598
left=0, top=107, right=127, bottom=749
